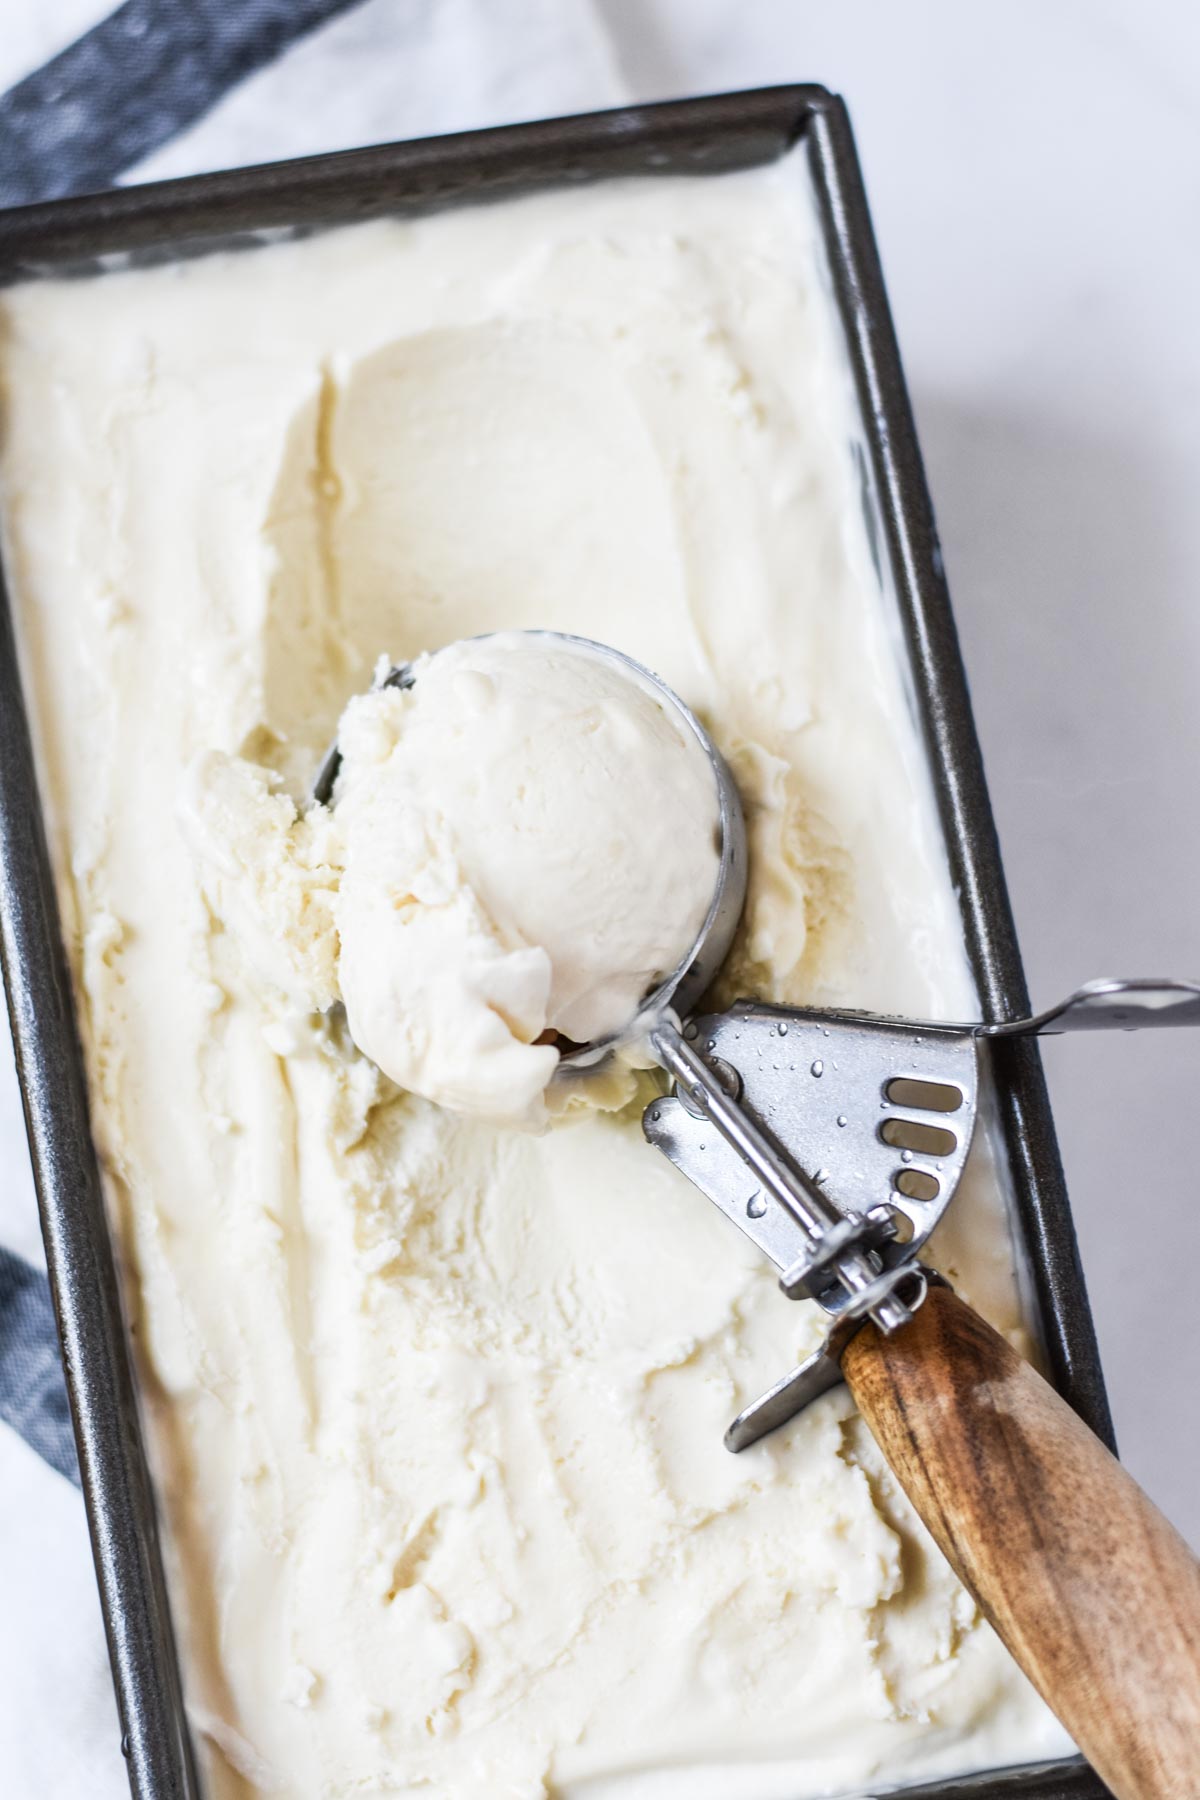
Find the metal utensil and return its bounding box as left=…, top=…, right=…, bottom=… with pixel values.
left=643, top=981, right=1200, bottom=1451
left=317, top=635, right=1200, bottom=1451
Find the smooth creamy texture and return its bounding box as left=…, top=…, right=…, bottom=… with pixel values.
left=186, top=633, right=722, bottom=1119
left=0, top=147, right=1072, bottom=1799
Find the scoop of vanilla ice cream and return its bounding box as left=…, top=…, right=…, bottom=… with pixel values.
left=332, top=634, right=721, bottom=1115
left=183, top=633, right=722, bottom=1119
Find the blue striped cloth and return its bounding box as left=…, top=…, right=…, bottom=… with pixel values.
left=0, top=1249, right=78, bottom=1484
left=0, top=0, right=365, bottom=1483
left=0, top=0, right=365, bottom=206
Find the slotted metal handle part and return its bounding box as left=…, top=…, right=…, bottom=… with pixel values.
left=643, top=978, right=1200, bottom=1453
left=649, top=1017, right=919, bottom=1336
left=644, top=1002, right=977, bottom=1270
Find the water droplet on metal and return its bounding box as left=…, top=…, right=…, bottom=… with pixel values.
left=901, top=1149, right=913, bottom=1163
left=650, top=1109, right=661, bottom=1122
left=746, top=1192, right=767, bottom=1219
left=707, top=1039, right=716, bottom=1051
left=777, top=1021, right=789, bottom=1037
left=810, top=1059, right=824, bottom=1077
left=837, top=1114, right=848, bottom=1128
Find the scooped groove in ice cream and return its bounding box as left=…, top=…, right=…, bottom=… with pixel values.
left=332, top=633, right=721, bottom=1114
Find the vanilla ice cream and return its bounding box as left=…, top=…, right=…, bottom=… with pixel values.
left=186, top=632, right=723, bottom=1119
left=0, top=143, right=1072, bottom=1799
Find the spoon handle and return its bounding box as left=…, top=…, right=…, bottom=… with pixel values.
left=979, top=976, right=1200, bottom=1036
left=842, top=1285, right=1200, bottom=1799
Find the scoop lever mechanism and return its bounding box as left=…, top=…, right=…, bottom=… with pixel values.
left=643, top=978, right=1200, bottom=1453
left=650, top=1016, right=925, bottom=1330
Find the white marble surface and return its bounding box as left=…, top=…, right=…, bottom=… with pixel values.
left=2, top=2, right=1198, bottom=1794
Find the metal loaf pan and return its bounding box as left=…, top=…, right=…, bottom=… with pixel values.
left=0, top=87, right=1113, bottom=1800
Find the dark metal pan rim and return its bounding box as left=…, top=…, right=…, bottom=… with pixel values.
left=0, top=85, right=830, bottom=280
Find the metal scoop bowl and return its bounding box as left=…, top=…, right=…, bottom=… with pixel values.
left=312, top=628, right=749, bottom=1062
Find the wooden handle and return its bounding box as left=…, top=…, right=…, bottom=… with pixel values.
left=841, top=1285, right=1200, bottom=1798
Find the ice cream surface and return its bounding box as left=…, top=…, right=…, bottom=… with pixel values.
left=186, top=632, right=723, bottom=1119
left=0, top=143, right=1072, bottom=1799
